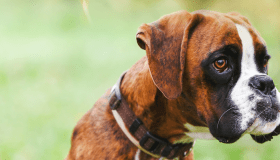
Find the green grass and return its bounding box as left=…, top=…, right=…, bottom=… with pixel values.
left=0, top=0, right=280, bottom=160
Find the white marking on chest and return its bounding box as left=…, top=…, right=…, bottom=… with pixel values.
left=178, top=123, right=215, bottom=143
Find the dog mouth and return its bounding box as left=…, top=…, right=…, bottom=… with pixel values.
left=248, top=112, right=280, bottom=143
left=214, top=118, right=277, bottom=144
left=249, top=123, right=280, bottom=143
left=211, top=102, right=280, bottom=144
left=241, top=105, right=280, bottom=143
left=250, top=125, right=280, bottom=143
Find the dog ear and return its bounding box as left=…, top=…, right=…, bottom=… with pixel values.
left=136, top=11, right=203, bottom=99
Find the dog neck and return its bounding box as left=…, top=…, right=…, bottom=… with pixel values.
left=120, top=56, right=207, bottom=143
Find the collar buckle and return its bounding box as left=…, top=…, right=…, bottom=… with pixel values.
left=140, top=131, right=168, bottom=153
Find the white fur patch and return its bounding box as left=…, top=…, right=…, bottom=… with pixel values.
left=231, top=24, right=260, bottom=130
left=186, top=132, right=215, bottom=140
left=180, top=123, right=215, bottom=141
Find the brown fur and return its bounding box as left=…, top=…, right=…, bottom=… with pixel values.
left=66, top=10, right=257, bottom=160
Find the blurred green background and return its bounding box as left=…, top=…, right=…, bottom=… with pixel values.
left=1, top=0, right=280, bottom=160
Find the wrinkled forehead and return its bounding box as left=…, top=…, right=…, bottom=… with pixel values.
left=225, top=12, right=267, bottom=55
left=189, top=11, right=267, bottom=60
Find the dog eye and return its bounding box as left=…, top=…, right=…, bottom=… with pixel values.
left=263, top=58, right=268, bottom=68
left=213, top=58, right=228, bottom=72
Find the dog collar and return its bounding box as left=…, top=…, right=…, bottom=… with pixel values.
left=109, top=72, right=194, bottom=159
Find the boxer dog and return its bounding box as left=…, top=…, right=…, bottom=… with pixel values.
left=66, top=10, right=280, bottom=160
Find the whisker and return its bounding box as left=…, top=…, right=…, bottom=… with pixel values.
left=256, top=108, right=268, bottom=119
left=273, top=130, right=279, bottom=134
left=262, top=135, right=268, bottom=141
left=217, top=106, right=235, bottom=129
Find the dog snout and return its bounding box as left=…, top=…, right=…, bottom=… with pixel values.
left=249, top=75, right=275, bottom=96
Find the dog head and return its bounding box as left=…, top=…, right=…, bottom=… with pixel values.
left=136, top=10, right=280, bottom=143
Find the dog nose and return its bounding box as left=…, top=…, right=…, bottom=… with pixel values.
left=249, top=75, right=275, bottom=95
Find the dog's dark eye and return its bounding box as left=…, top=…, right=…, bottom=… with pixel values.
left=213, top=58, right=228, bottom=72
left=263, top=58, right=268, bottom=68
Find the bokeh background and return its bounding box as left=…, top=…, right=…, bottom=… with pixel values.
left=1, top=0, right=280, bottom=160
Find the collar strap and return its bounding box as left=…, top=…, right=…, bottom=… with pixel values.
left=109, top=72, right=194, bottom=159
